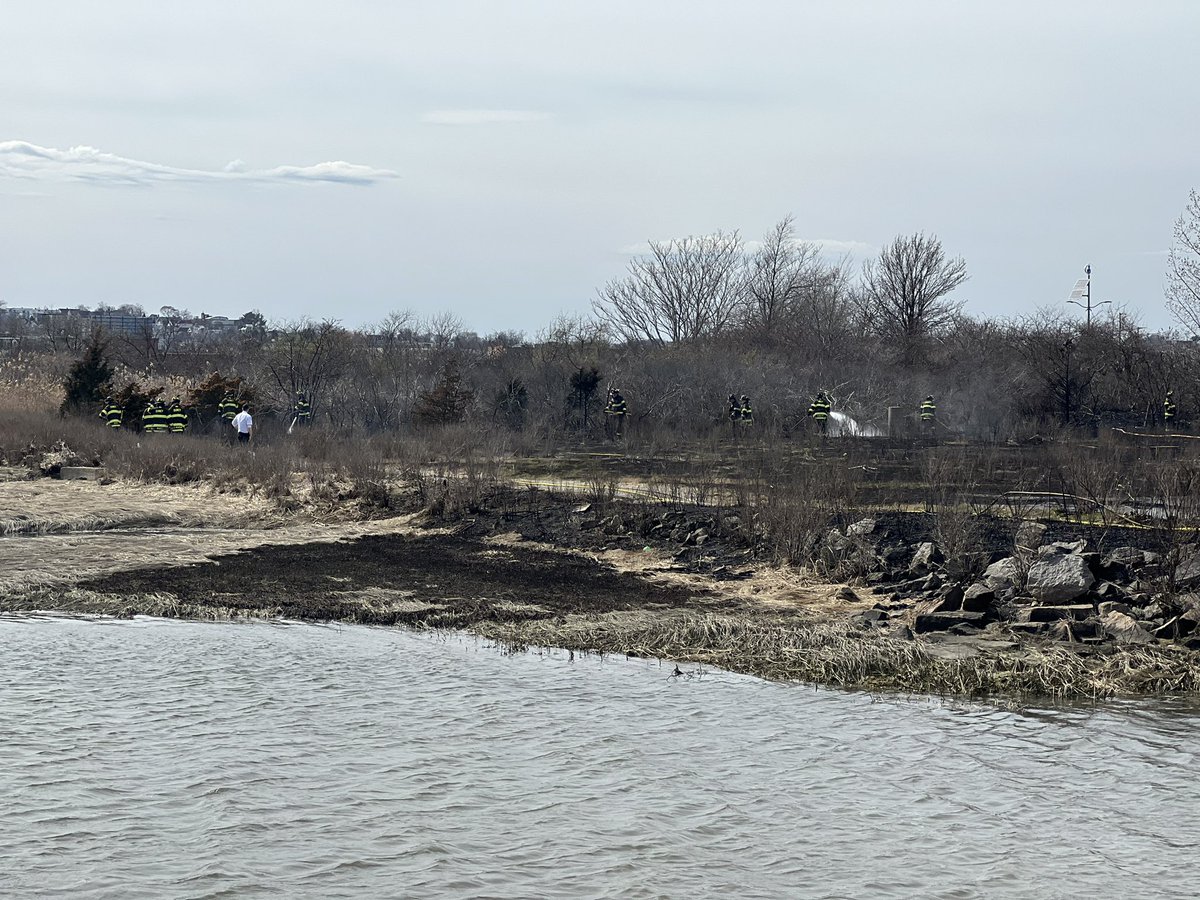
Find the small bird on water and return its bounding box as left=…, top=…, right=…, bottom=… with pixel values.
left=672, top=665, right=684, bottom=677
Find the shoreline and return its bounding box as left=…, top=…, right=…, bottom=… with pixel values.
left=4, top=472, right=1200, bottom=702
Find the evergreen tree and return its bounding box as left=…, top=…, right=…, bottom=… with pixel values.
left=60, top=332, right=113, bottom=415
left=568, top=367, right=602, bottom=430
left=413, top=360, right=475, bottom=425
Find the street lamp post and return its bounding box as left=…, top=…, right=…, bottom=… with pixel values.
left=1067, top=264, right=1112, bottom=327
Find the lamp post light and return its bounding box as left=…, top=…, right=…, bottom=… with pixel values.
left=1067, top=264, right=1112, bottom=327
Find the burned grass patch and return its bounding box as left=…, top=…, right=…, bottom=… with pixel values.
left=73, top=530, right=717, bottom=628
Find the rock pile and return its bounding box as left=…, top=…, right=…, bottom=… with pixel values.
left=850, top=517, right=1200, bottom=648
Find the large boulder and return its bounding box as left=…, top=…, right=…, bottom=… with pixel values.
left=1027, top=552, right=1095, bottom=603
left=1100, top=610, right=1154, bottom=645
left=983, top=557, right=1022, bottom=593
left=909, top=541, right=943, bottom=575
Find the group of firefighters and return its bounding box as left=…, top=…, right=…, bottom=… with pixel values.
left=604, top=390, right=939, bottom=438
left=598, top=388, right=940, bottom=439
left=97, top=391, right=312, bottom=434
left=99, top=385, right=1185, bottom=438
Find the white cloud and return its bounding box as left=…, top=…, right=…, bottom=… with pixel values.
left=421, top=109, right=550, bottom=126
left=0, top=141, right=396, bottom=187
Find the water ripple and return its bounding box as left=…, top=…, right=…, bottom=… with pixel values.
left=2, top=613, right=1200, bottom=898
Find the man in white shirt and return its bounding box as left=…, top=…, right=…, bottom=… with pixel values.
left=231, top=404, right=253, bottom=445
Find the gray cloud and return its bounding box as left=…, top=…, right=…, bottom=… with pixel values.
left=0, top=141, right=396, bottom=187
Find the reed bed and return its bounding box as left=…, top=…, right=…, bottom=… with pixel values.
left=473, top=611, right=1200, bottom=700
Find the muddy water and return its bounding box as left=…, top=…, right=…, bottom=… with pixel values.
left=2, top=616, right=1199, bottom=900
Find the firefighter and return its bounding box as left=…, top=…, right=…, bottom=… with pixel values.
left=808, top=391, right=831, bottom=435
left=99, top=397, right=123, bottom=430
left=293, top=392, right=312, bottom=427
left=167, top=397, right=188, bottom=434
left=143, top=400, right=168, bottom=434
left=605, top=388, right=627, bottom=439
left=920, top=395, right=937, bottom=433
left=218, top=391, right=239, bottom=424
left=1164, top=391, right=1177, bottom=430
left=740, top=395, right=753, bottom=426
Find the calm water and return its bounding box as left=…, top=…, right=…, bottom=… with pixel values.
left=2, top=615, right=1199, bottom=900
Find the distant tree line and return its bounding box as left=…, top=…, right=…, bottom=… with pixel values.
left=13, top=193, right=1200, bottom=439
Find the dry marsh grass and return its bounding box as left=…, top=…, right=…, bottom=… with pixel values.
left=475, top=611, right=1200, bottom=700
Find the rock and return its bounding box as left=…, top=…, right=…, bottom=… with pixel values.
left=921, top=590, right=965, bottom=616
left=1015, top=521, right=1047, bottom=552
left=847, top=518, right=877, bottom=537
left=1097, top=600, right=1133, bottom=617
left=826, top=529, right=855, bottom=554
left=1174, top=548, right=1200, bottom=588
left=938, top=585, right=966, bottom=611
left=983, top=557, right=1022, bottom=592
left=909, top=542, right=943, bottom=574
left=1104, top=546, right=1150, bottom=570
left=836, top=586, right=860, bottom=602
left=962, top=583, right=996, bottom=612
left=914, top=611, right=988, bottom=633
left=1016, top=605, right=1094, bottom=623
left=1094, top=581, right=1128, bottom=601
left=1040, top=539, right=1087, bottom=556
left=1026, top=553, right=1095, bottom=602
left=1100, top=611, right=1154, bottom=645
left=572, top=503, right=592, bottom=514
left=890, top=624, right=915, bottom=641
left=1048, top=619, right=1102, bottom=641
left=1008, top=621, right=1049, bottom=636
left=1143, top=601, right=1166, bottom=621
left=856, top=609, right=887, bottom=624
left=948, top=623, right=982, bottom=636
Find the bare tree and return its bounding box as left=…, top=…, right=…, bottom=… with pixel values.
left=743, top=216, right=823, bottom=337
left=423, top=311, right=466, bottom=351
left=259, top=319, right=351, bottom=416
left=1166, top=189, right=1200, bottom=336
left=786, top=258, right=863, bottom=355
left=593, top=231, right=747, bottom=346
left=860, top=232, right=968, bottom=361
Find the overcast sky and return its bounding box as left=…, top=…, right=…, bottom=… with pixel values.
left=1, top=1, right=1195, bottom=334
